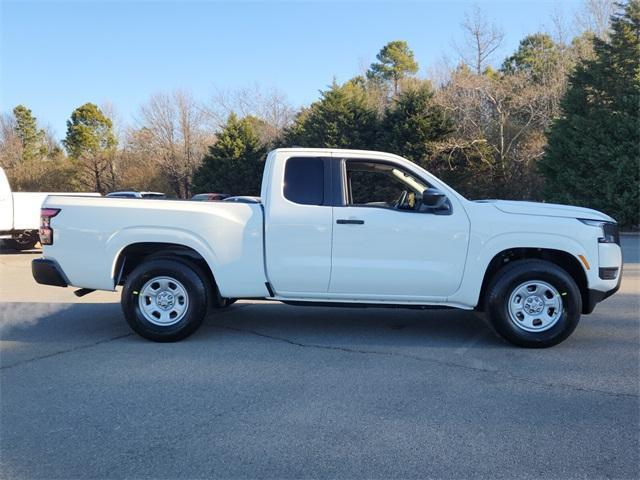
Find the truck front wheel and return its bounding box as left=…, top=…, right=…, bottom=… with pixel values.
left=485, top=259, right=582, bottom=348
left=122, top=258, right=208, bottom=342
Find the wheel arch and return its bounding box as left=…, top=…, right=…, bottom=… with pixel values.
left=106, top=226, right=218, bottom=284
left=476, top=247, right=590, bottom=314
left=115, top=240, right=213, bottom=281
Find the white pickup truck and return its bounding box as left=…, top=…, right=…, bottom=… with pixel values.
left=32, top=148, right=622, bottom=347
left=0, top=167, right=99, bottom=250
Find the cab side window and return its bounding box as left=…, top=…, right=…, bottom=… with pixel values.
left=283, top=157, right=324, bottom=206
left=344, top=160, right=428, bottom=211
left=348, top=170, right=408, bottom=207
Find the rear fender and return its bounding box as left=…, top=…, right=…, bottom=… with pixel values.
left=107, top=227, right=219, bottom=287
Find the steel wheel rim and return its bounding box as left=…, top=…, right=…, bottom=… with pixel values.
left=138, top=276, right=189, bottom=326
left=507, top=280, right=563, bottom=332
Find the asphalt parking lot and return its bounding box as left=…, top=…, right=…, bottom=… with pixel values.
left=1, top=237, right=638, bottom=479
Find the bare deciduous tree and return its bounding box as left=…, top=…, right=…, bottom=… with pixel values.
left=0, top=113, right=22, bottom=170
left=136, top=90, right=212, bottom=198
left=548, top=5, right=571, bottom=47
left=576, top=0, right=616, bottom=39
left=118, top=128, right=169, bottom=193
left=434, top=67, right=556, bottom=198
left=455, top=5, right=505, bottom=75
left=0, top=112, right=77, bottom=191
left=96, top=101, right=124, bottom=191
left=205, top=84, right=295, bottom=145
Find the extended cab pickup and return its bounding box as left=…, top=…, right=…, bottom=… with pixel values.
left=32, top=148, right=623, bottom=347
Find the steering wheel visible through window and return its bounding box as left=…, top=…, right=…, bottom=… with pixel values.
left=346, top=160, right=428, bottom=212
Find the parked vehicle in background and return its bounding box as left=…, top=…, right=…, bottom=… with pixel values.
left=0, top=167, right=99, bottom=251
left=106, top=191, right=166, bottom=199
left=32, top=148, right=622, bottom=347
left=223, top=196, right=261, bottom=204
left=191, top=193, right=230, bottom=201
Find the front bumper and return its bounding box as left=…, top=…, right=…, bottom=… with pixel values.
left=584, top=265, right=623, bottom=314
left=32, top=258, right=69, bottom=288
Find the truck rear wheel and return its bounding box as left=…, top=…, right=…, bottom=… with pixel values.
left=485, top=259, right=582, bottom=348
left=13, top=231, right=39, bottom=251
left=122, top=258, right=208, bottom=342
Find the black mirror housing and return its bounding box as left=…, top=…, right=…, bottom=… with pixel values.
left=422, top=188, right=447, bottom=208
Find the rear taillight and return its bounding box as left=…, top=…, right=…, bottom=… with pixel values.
left=39, top=208, right=60, bottom=245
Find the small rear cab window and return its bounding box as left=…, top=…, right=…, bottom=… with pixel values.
left=283, top=157, right=324, bottom=206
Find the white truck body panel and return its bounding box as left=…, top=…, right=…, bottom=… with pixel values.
left=0, top=168, right=13, bottom=232
left=328, top=204, right=467, bottom=300
left=11, top=192, right=52, bottom=230
left=37, top=148, right=622, bottom=311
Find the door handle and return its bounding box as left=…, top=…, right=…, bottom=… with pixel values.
left=336, top=219, right=364, bottom=225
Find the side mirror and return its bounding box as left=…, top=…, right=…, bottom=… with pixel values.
left=422, top=188, right=447, bottom=208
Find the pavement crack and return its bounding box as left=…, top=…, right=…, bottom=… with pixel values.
left=1, top=332, right=133, bottom=370
left=213, top=323, right=639, bottom=400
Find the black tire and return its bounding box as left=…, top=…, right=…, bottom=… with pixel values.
left=121, top=258, right=209, bottom=342
left=13, top=231, right=38, bottom=251
left=143, top=253, right=226, bottom=310
left=485, top=259, right=582, bottom=348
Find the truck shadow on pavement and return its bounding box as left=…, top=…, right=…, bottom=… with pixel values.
left=0, top=300, right=504, bottom=350
left=2, top=290, right=638, bottom=368
left=204, top=302, right=505, bottom=350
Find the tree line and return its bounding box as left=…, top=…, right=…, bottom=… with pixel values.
left=1, top=0, right=637, bottom=227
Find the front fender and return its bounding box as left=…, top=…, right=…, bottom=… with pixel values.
left=449, top=231, right=592, bottom=308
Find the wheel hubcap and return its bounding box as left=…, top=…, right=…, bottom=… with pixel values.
left=508, top=280, right=563, bottom=332
left=138, top=276, right=189, bottom=326
left=523, top=295, right=545, bottom=315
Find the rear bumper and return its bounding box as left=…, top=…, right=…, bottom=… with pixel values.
left=32, top=258, right=68, bottom=287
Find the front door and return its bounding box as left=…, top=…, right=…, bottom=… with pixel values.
left=329, top=159, right=470, bottom=300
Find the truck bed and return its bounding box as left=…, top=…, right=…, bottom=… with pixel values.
left=41, top=196, right=269, bottom=297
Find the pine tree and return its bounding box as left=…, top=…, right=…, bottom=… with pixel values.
left=12, top=105, right=45, bottom=162
left=501, top=33, right=562, bottom=83
left=192, top=113, right=267, bottom=196
left=381, top=82, right=453, bottom=163
left=367, top=41, right=419, bottom=95
left=63, top=103, right=116, bottom=158
left=539, top=1, right=640, bottom=227
left=283, top=80, right=379, bottom=149
left=63, top=103, right=117, bottom=193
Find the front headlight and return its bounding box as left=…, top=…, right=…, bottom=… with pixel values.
left=578, top=219, right=619, bottom=244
